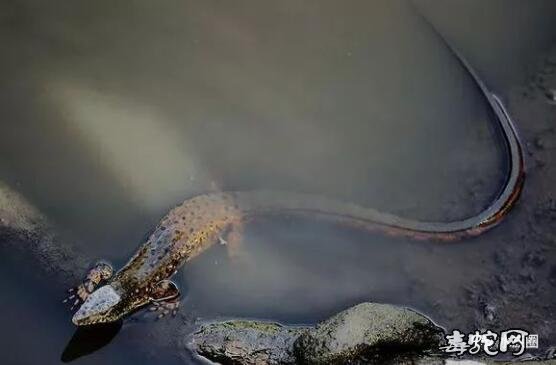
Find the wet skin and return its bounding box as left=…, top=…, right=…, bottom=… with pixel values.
left=68, top=193, right=243, bottom=325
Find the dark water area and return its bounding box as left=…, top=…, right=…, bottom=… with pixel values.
left=1, top=1, right=556, bottom=364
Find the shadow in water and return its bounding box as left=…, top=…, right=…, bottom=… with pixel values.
left=61, top=321, right=123, bottom=362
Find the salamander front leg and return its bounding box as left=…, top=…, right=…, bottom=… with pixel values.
left=149, top=280, right=181, bottom=319
left=149, top=299, right=180, bottom=319
left=63, top=261, right=113, bottom=311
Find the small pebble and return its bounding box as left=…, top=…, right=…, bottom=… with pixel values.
left=534, top=136, right=546, bottom=149
left=545, top=89, right=556, bottom=103
left=535, top=157, right=546, bottom=168
left=522, top=251, right=546, bottom=267
left=519, top=268, right=535, bottom=282
left=483, top=304, right=496, bottom=321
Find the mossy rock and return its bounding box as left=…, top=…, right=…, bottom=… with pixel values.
left=294, top=302, right=445, bottom=364
left=190, top=320, right=309, bottom=364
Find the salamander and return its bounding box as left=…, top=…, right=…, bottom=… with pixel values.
left=66, top=50, right=524, bottom=327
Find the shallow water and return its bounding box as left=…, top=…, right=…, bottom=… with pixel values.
left=1, top=1, right=555, bottom=364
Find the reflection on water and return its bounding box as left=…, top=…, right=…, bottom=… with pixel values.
left=49, top=81, right=210, bottom=213
left=0, top=0, right=555, bottom=364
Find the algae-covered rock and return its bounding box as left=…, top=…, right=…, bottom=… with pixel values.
left=190, top=320, right=309, bottom=365
left=189, top=303, right=445, bottom=364
left=0, top=181, right=88, bottom=282
left=294, top=302, right=445, bottom=364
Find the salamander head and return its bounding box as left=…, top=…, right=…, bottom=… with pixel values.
left=72, top=285, right=124, bottom=326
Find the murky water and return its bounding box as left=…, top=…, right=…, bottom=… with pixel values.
left=1, top=1, right=555, bottom=364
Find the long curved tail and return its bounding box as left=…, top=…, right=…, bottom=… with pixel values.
left=233, top=45, right=524, bottom=242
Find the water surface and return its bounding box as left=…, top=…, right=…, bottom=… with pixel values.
left=1, top=1, right=555, bottom=364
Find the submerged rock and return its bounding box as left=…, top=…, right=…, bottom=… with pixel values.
left=189, top=303, right=445, bottom=364
left=0, top=181, right=45, bottom=232
left=0, top=181, right=88, bottom=283
left=294, top=303, right=444, bottom=364
left=190, top=320, right=308, bottom=364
